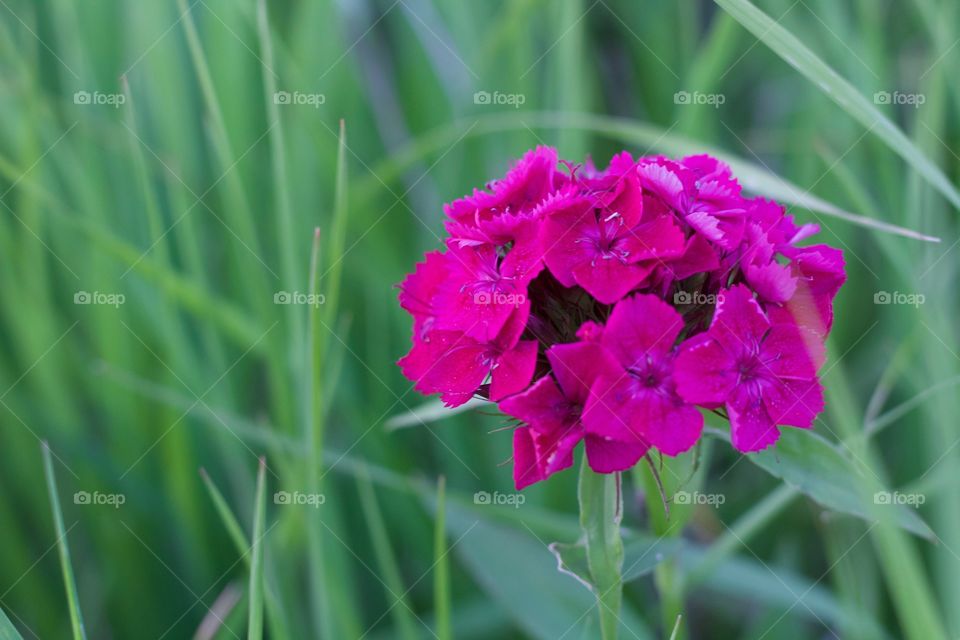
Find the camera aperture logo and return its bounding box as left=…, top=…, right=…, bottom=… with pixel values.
left=473, top=90, right=526, bottom=109
left=473, top=490, right=525, bottom=509
left=873, top=91, right=925, bottom=108
left=674, top=291, right=724, bottom=306
left=674, top=490, right=725, bottom=507
left=74, top=491, right=126, bottom=509
left=473, top=291, right=526, bottom=306
left=873, top=290, right=924, bottom=307
left=874, top=491, right=925, bottom=507
left=274, top=291, right=326, bottom=307
left=74, top=291, right=125, bottom=308
left=273, top=91, right=325, bottom=108
left=674, top=91, right=725, bottom=108
left=74, top=90, right=126, bottom=108
left=274, top=491, right=326, bottom=507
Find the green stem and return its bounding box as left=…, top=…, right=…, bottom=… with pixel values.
left=638, top=459, right=687, bottom=640
left=578, top=459, right=623, bottom=640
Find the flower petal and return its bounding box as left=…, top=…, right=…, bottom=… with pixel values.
left=512, top=425, right=580, bottom=490
left=762, top=376, right=824, bottom=429
left=397, top=331, right=489, bottom=407
left=674, top=334, right=737, bottom=405
left=547, top=342, right=621, bottom=406
left=601, top=294, right=684, bottom=365
left=490, top=339, right=538, bottom=401
left=499, top=375, right=569, bottom=432
left=728, top=388, right=780, bottom=452
left=711, top=284, right=770, bottom=353
left=584, top=434, right=648, bottom=473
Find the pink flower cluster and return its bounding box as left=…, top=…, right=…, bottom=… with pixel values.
left=398, top=147, right=845, bottom=490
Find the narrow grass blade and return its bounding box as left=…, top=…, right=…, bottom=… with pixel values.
left=199, top=469, right=289, bottom=640
left=41, top=442, right=86, bottom=640
left=256, top=0, right=299, bottom=338
left=824, top=363, right=949, bottom=639
left=867, top=376, right=960, bottom=437
left=350, top=113, right=938, bottom=242
left=200, top=469, right=253, bottom=556
left=322, top=119, right=349, bottom=338
left=0, top=606, right=25, bottom=640
left=356, top=466, right=420, bottom=640
left=247, top=457, right=267, bottom=640
left=433, top=476, right=452, bottom=640
left=683, top=484, right=798, bottom=589
left=668, top=616, right=682, bottom=640
left=703, top=426, right=933, bottom=539
left=195, top=583, right=243, bottom=640
left=714, top=0, right=960, bottom=212
left=386, top=397, right=489, bottom=430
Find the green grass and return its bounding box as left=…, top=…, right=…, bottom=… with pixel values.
left=1, top=0, right=959, bottom=638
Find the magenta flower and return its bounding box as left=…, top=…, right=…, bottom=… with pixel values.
left=432, top=244, right=539, bottom=342
left=581, top=295, right=703, bottom=456
left=500, top=341, right=647, bottom=489
left=637, top=156, right=745, bottom=250
left=541, top=182, right=685, bottom=304
left=674, top=285, right=825, bottom=452
left=398, top=302, right=537, bottom=408
left=780, top=244, right=846, bottom=336
left=397, top=147, right=846, bottom=489
left=445, top=146, right=562, bottom=226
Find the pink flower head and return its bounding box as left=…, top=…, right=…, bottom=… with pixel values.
left=501, top=341, right=647, bottom=489
left=638, top=156, right=746, bottom=249
left=432, top=244, right=539, bottom=342
left=541, top=186, right=685, bottom=304
left=582, top=295, right=703, bottom=456
left=397, top=147, right=846, bottom=488
left=445, top=146, right=561, bottom=226
left=674, top=285, right=825, bottom=452
left=399, top=302, right=537, bottom=408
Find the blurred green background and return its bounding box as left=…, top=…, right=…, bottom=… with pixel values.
left=1, top=0, right=958, bottom=638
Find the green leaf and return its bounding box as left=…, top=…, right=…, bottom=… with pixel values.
left=705, top=427, right=933, bottom=539
left=443, top=501, right=652, bottom=640
left=714, top=0, right=960, bottom=212
left=550, top=534, right=680, bottom=589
